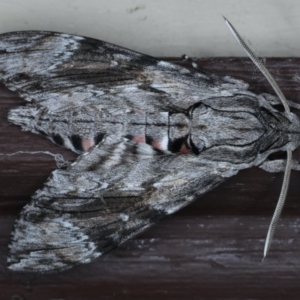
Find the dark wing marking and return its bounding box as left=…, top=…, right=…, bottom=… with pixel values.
left=8, top=137, right=238, bottom=272
left=0, top=31, right=246, bottom=114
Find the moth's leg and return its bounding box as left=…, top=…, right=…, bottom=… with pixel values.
left=259, top=93, right=300, bottom=110
left=259, top=159, right=300, bottom=173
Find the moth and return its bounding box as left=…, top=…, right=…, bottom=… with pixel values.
left=1, top=18, right=298, bottom=273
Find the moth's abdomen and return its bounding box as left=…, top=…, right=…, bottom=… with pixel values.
left=8, top=105, right=193, bottom=154
left=8, top=105, right=125, bottom=153
left=126, top=111, right=192, bottom=154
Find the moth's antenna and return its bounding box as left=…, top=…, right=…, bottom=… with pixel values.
left=262, top=149, right=292, bottom=260
left=223, top=16, right=290, bottom=114
left=224, top=17, right=293, bottom=259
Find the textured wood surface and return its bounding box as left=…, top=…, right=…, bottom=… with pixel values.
left=1, top=58, right=300, bottom=299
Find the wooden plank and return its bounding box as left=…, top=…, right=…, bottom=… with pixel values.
left=1, top=58, right=300, bottom=299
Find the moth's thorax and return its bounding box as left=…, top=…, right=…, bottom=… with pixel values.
left=191, top=103, right=264, bottom=151
left=189, top=96, right=300, bottom=164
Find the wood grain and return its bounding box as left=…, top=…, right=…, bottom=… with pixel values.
left=1, top=58, right=300, bottom=299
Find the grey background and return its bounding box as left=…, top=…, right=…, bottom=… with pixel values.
left=0, top=0, right=298, bottom=58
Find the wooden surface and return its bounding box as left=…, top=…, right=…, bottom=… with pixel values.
left=1, top=58, right=300, bottom=299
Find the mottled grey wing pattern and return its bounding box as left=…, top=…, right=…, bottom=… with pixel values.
left=8, top=137, right=238, bottom=272
left=0, top=31, right=247, bottom=113
left=0, top=31, right=250, bottom=154
left=0, top=31, right=244, bottom=272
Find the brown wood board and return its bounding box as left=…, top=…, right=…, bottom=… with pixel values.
left=1, top=58, right=300, bottom=299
